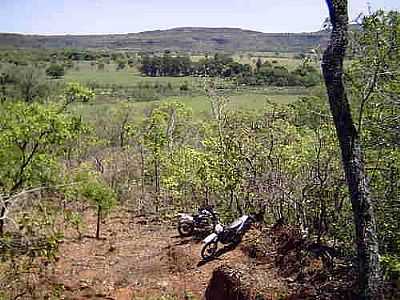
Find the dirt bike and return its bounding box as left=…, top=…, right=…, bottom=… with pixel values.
left=201, top=214, right=255, bottom=260
left=177, top=207, right=218, bottom=237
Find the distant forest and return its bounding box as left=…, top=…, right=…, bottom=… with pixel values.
left=139, top=53, right=321, bottom=87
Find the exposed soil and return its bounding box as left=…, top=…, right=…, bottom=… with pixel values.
left=52, top=210, right=286, bottom=300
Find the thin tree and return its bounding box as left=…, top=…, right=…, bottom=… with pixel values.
left=321, top=0, right=382, bottom=298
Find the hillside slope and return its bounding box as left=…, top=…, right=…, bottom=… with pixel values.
left=52, top=210, right=286, bottom=299
left=0, top=27, right=329, bottom=53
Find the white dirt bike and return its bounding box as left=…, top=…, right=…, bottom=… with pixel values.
left=201, top=214, right=255, bottom=260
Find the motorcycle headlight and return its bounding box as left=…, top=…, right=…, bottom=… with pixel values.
left=215, top=224, right=224, bottom=233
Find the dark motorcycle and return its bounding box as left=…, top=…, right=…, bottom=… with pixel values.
left=177, top=207, right=218, bottom=237
left=201, top=214, right=255, bottom=260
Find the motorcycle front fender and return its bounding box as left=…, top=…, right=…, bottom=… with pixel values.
left=203, top=233, right=218, bottom=244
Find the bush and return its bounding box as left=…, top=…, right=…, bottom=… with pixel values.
left=46, top=64, right=64, bottom=78
left=381, top=255, right=400, bottom=282
left=179, top=82, right=189, bottom=91
left=116, top=61, right=126, bottom=71
left=64, top=60, right=74, bottom=69
left=97, top=62, right=105, bottom=71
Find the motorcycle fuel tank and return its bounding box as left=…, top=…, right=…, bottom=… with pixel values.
left=177, top=213, right=194, bottom=221
left=203, top=233, right=218, bottom=244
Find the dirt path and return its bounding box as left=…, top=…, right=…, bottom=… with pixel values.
left=53, top=211, right=285, bottom=300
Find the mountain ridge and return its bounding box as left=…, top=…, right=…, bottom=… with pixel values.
left=0, top=27, right=330, bottom=53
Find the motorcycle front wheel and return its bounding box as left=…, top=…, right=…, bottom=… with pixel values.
left=178, top=222, right=194, bottom=237
left=201, top=241, right=218, bottom=260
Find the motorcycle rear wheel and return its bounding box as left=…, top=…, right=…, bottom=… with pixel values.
left=178, top=222, right=194, bottom=237
left=201, top=241, right=218, bottom=260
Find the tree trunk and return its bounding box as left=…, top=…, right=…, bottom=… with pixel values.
left=321, top=1, right=381, bottom=298
left=0, top=207, right=5, bottom=236
left=205, top=186, right=210, bottom=206
left=120, top=114, right=128, bottom=148
left=140, top=145, right=145, bottom=212
left=1, top=82, right=6, bottom=103
left=96, top=206, right=101, bottom=239
left=154, top=155, right=160, bottom=213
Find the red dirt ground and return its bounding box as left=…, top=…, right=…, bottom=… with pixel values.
left=52, top=210, right=286, bottom=300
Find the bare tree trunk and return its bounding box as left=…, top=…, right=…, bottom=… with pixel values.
left=96, top=206, right=101, bottom=239
left=204, top=186, right=209, bottom=206
left=119, top=113, right=129, bottom=148
left=0, top=80, right=6, bottom=103
left=321, top=1, right=381, bottom=298
left=154, top=155, right=160, bottom=213
left=0, top=207, right=5, bottom=236
left=140, top=145, right=145, bottom=210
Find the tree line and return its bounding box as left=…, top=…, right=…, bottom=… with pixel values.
left=139, top=53, right=321, bottom=87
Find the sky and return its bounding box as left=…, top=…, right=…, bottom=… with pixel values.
left=0, top=0, right=399, bottom=35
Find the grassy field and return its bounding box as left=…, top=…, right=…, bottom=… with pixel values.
left=66, top=61, right=311, bottom=123
left=65, top=62, right=198, bottom=88
left=64, top=61, right=313, bottom=90
left=71, top=89, right=307, bottom=125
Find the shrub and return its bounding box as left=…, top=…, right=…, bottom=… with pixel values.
left=116, top=61, right=126, bottom=71
left=46, top=64, right=64, bottom=78
left=179, top=82, right=189, bottom=91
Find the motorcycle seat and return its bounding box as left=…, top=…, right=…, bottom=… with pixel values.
left=228, top=215, right=249, bottom=229
left=228, top=220, right=242, bottom=230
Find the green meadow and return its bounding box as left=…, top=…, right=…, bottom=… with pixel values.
left=65, top=61, right=312, bottom=122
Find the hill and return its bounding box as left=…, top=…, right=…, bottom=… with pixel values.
left=0, top=27, right=329, bottom=53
